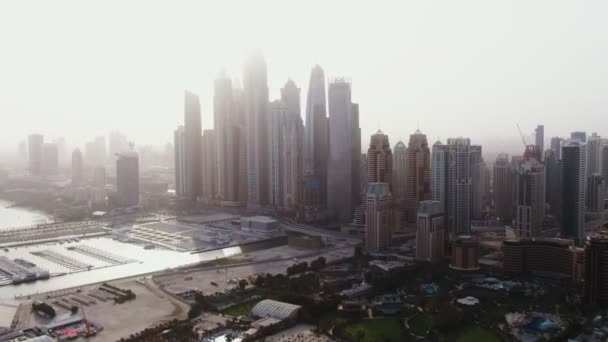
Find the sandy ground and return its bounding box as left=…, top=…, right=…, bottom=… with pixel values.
left=23, top=277, right=189, bottom=341
left=154, top=245, right=354, bottom=296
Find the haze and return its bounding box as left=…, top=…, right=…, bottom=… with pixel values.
left=1, top=0, right=607, bottom=155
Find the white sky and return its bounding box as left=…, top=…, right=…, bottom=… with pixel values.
left=1, top=0, right=607, bottom=155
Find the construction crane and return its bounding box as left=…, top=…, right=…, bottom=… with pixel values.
left=79, top=303, right=96, bottom=337
left=516, top=123, right=528, bottom=148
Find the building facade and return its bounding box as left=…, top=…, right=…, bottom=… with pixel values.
left=184, top=91, right=203, bottom=201
left=404, top=130, right=431, bottom=227
left=493, top=153, right=513, bottom=224
left=365, top=183, right=393, bottom=251
left=513, top=154, right=545, bottom=239
left=416, top=200, right=445, bottom=263
left=561, top=140, right=587, bottom=243
left=116, top=152, right=139, bottom=207
left=584, top=235, right=608, bottom=307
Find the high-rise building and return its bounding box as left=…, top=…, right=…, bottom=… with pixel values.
left=173, top=126, right=186, bottom=196
left=280, top=80, right=303, bottom=212
left=471, top=145, right=487, bottom=220
left=28, top=134, right=44, bottom=176
left=404, top=130, right=431, bottom=227
left=201, top=129, right=217, bottom=201
left=393, top=141, right=407, bottom=199
left=85, top=136, right=106, bottom=167
left=449, top=236, right=480, bottom=271
left=544, top=149, right=562, bottom=219
left=268, top=100, right=287, bottom=208
left=116, top=152, right=139, bottom=207
left=587, top=174, right=605, bottom=212
left=584, top=235, right=608, bottom=307
left=550, top=137, right=563, bottom=160
left=535, top=125, right=544, bottom=159
left=603, top=145, right=608, bottom=181
left=244, top=53, right=270, bottom=208
left=432, top=138, right=475, bottom=236
left=184, top=91, right=203, bottom=201
left=367, top=131, right=393, bottom=185
left=493, top=153, right=513, bottom=224
left=561, top=139, right=587, bottom=243
left=42, top=143, right=59, bottom=176
left=416, top=200, right=445, bottom=263
left=587, top=133, right=606, bottom=177
left=71, top=148, right=84, bottom=187
left=327, top=78, right=360, bottom=222
left=571, top=131, right=587, bottom=143
left=513, top=152, right=545, bottom=239
left=364, top=183, right=393, bottom=251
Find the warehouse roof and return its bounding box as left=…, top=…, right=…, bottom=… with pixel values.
left=251, top=299, right=301, bottom=320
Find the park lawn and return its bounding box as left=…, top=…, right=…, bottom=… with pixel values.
left=456, top=326, right=502, bottom=342
left=214, top=256, right=251, bottom=265
left=409, top=313, right=433, bottom=335
left=220, top=299, right=258, bottom=317
left=344, top=318, right=403, bottom=342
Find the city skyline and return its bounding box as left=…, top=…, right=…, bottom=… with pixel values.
left=1, top=1, right=608, bottom=154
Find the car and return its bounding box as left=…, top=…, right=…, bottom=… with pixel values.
left=210, top=281, right=218, bottom=286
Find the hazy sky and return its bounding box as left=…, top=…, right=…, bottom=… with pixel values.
left=1, top=0, right=607, bottom=155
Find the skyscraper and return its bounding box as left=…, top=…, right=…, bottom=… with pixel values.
left=201, top=129, right=217, bottom=201
left=365, top=183, right=393, bottom=251
left=550, top=137, right=563, bottom=160
left=393, top=141, right=407, bottom=199
left=268, top=100, right=287, bottom=208
left=71, top=148, right=84, bottom=187
left=244, top=53, right=270, bottom=208
left=116, top=152, right=139, bottom=207
left=109, top=131, right=129, bottom=157
left=493, top=153, right=513, bottom=224
left=367, top=131, right=393, bottom=185
left=571, top=131, right=587, bottom=143
left=42, top=143, right=59, bottom=176
left=584, top=235, right=608, bottom=307
left=535, top=125, right=544, bottom=158
left=513, top=152, right=545, bottom=239
left=587, top=174, right=605, bottom=212
left=416, top=200, right=445, bottom=263
left=214, top=74, right=233, bottom=202
left=302, top=66, right=329, bottom=213
left=84, top=136, right=106, bottom=167
left=603, top=145, right=608, bottom=181
left=280, top=80, right=303, bottom=212
left=471, top=145, right=487, bottom=220
left=28, top=134, right=43, bottom=176
left=184, top=90, right=203, bottom=201
left=327, top=78, right=360, bottom=222
left=544, top=149, right=562, bottom=219
left=173, top=126, right=186, bottom=197
left=404, top=130, right=431, bottom=227
left=587, top=133, right=606, bottom=177
left=562, top=139, right=587, bottom=243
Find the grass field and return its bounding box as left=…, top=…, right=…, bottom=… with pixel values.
left=456, top=326, right=502, bottom=342
left=343, top=318, right=403, bottom=342
left=219, top=299, right=258, bottom=317
left=409, top=313, right=433, bottom=335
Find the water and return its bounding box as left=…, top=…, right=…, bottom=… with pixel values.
left=521, top=316, right=560, bottom=332
left=0, top=237, right=242, bottom=299
left=0, top=199, right=53, bottom=229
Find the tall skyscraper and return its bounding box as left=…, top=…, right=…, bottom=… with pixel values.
left=213, top=74, right=232, bottom=202
left=562, top=139, right=587, bottom=243
left=584, top=235, right=608, bottom=307
left=201, top=129, right=217, bottom=201
left=550, top=137, right=563, bottom=160
left=587, top=133, right=606, bottom=177
left=327, top=78, right=360, bottom=222
left=571, top=131, right=587, bottom=143
left=184, top=90, right=203, bottom=201
left=302, top=66, right=329, bottom=213
left=513, top=152, right=545, bottom=239
left=173, top=126, right=186, bottom=197
left=268, top=100, right=287, bottom=208
left=244, top=53, right=270, bottom=208
left=404, top=130, right=431, bottom=227
left=544, top=149, right=562, bottom=219
left=84, top=136, right=106, bottom=167
left=42, top=143, right=59, bottom=176
left=416, top=200, right=445, bottom=263
left=587, top=174, right=605, bottom=212
left=471, top=145, right=487, bottom=220
left=28, top=134, right=44, bottom=176
left=280, top=80, right=303, bottom=212
left=493, top=153, right=513, bottom=224
left=393, top=141, right=407, bottom=199
left=603, top=145, right=608, bottom=181
left=71, top=148, right=84, bottom=187
left=92, top=166, right=106, bottom=187
left=116, top=152, right=139, bottom=207
left=535, top=125, right=544, bottom=158
left=365, top=183, right=393, bottom=251
left=367, top=131, right=392, bottom=185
